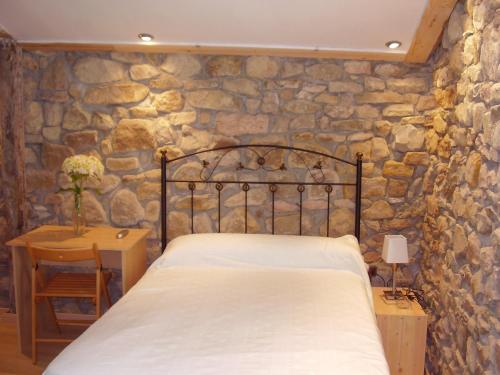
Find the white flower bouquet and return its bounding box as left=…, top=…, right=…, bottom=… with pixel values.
left=62, top=154, right=104, bottom=181
left=60, top=155, right=104, bottom=234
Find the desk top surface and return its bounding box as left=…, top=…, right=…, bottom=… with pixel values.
left=6, top=225, right=151, bottom=251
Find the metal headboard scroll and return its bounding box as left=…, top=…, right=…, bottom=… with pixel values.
left=160, top=144, right=363, bottom=252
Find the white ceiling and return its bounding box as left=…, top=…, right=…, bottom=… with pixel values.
left=0, top=0, right=428, bottom=54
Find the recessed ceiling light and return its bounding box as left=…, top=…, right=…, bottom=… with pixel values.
left=138, top=33, right=154, bottom=42
left=385, top=41, right=402, bottom=49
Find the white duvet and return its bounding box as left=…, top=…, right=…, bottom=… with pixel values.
left=44, top=234, right=389, bottom=375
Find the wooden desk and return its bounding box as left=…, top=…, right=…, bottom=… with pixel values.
left=6, top=225, right=151, bottom=356
left=372, top=287, right=427, bottom=375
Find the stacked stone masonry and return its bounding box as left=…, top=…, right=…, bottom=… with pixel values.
left=0, top=44, right=25, bottom=311
left=417, top=1, right=499, bottom=374
left=0, top=0, right=497, bottom=373
left=21, top=52, right=434, bottom=283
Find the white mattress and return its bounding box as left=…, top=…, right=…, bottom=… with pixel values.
left=44, top=234, right=389, bottom=375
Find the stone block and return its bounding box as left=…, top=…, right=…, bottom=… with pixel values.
left=63, top=130, right=98, bottom=151
left=383, top=161, right=414, bottom=178
left=387, top=179, right=409, bottom=197
left=328, top=81, right=363, bottom=93
left=106, top=157, right=140, bottom=171
left=364, top=77, right=385, bottom=91
left=282, top=61, right=304, bottom=78
left=40, top=57, right=68, bottom=90
left=223, top=79, right=260, bottom=97
left=283, top=100, right=321, bottom=114
left=186, top=90, right=241, bottom=111
left=363, top=200, right=395, bottom=220
left=42, top=143, right=74, bottom=170
left=43, top=103, right=63, bottom=127
left=362, top=176, right=387, bottom=198
left=74, top=57, right=126, bottom=83
left=344, top=61, right=371, bottom=75
left=129, top=106, right=158, bottom=118
left=355, top=91, right=405, bottom=104
left=168, top=111, right=197, bottom=125
left=161, top=54, right=201, bottom=78
left=129, top=64, right=160, bottom=81
left=387, top=78, right=428, bottom=93
left=84, top=82, right=149, bottom=104
left=137, top=182, right=161, bottom=200
left=111, top=119, right=156, bottom=152
left=215, top=113, right=269, bottom=136
left=246, top=56, right=280, bottom=79
left=207, top=56, right=242, bottom=77
left=383, top=104, right=415, bottom=117
left=25, top=102, right=44, bottom=134
left=374, top=64, right=406, bottom=77
left=149, top=74, right=183, bottom=90
left=306, top=63, right=343, bottom=81
left=314, top=93, right=338, bottom=105
left=465, top=152, right=482, bottom=188
left=403, top=152, right=429, bottom=166
left=26, top=169, right=56, bottom=192
left=393, top=124, right=425, bottom=151
left=110, top=189, right=144, bottom=226
left=153, top=90, right=184, bottom=113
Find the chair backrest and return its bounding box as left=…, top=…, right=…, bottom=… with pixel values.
left=27, top=242, right=102, bottom=270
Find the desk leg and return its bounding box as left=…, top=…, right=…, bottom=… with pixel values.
left=121, top=238, right=147, bottom=293
left=12, top=246, right=31, bottom=354
left=12, top=246, right=58, bottom=356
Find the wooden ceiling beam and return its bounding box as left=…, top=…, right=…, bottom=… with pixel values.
left=405, top=0, right=458, bottom=63
left=19, top=42, right=406, bottom=62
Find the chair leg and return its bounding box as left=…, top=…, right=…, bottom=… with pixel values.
left=103, top=280, right=112, bottom=308
left=46, top=297, right=61, bottom=334
left=31, top=297, right=37, bottom=364
left=95, top=294, right=101, bottom=319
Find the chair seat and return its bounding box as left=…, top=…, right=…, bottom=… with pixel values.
left=37, top=272, right=112, bottom=298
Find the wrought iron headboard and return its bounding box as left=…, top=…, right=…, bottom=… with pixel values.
left=160, top=144, right=363, bottom=252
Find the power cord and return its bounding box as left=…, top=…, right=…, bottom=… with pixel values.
left=368, top=265, right=386, bottom=286
left=368, top=265, right=427, bottom=310
left=402, top=287, right=427, bottom=309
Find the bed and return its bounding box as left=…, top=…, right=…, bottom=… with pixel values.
left=44, top=233, right=389, bottom=375
left=44, top=145, right=389, bottom=374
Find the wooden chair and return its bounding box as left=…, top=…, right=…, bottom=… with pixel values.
left=27, top=242, right=112, bottom=364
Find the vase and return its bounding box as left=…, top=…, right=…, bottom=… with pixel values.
left=72, top=192, right=86, bottom=235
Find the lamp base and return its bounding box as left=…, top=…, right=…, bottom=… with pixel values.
left=383, top=289, right=405, bottom=301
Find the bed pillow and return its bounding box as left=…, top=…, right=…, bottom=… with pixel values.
left=152, top=233, right=371, bottom=295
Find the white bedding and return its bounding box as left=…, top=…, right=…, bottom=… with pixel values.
left=44, top=234, right=389, bottom=375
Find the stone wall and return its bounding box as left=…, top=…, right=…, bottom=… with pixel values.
left=0, top=47, right=14, bottom=307
left=20, top=52, right=434, bottom=284
left=0, top=42, right=26, bottom=309
left=418, top=0, right=499, bottom=374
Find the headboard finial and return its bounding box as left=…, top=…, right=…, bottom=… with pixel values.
left=356, top=152, right=363, bottom=161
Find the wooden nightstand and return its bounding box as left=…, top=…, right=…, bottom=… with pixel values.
left=372, top=287, right=427, bottom=375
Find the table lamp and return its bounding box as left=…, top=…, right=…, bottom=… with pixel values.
left=382, top=234, right=408, bottom=300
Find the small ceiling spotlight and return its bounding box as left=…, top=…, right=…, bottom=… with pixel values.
left=385, top=40, right=402, bottom=49
left=138, top=33, right=154, bottom=42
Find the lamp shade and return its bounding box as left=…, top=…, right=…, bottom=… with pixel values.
left=382, top=235, right=408, bottom=264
